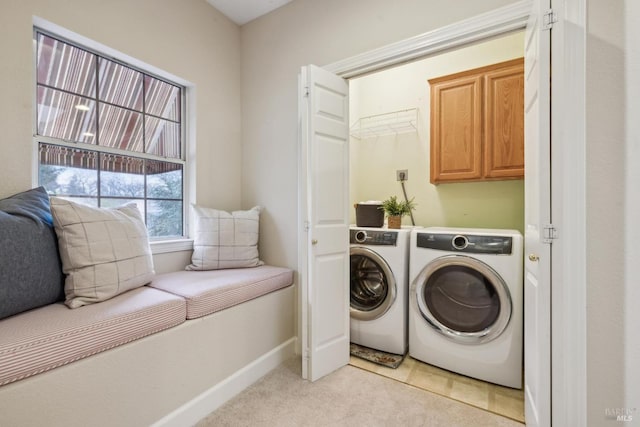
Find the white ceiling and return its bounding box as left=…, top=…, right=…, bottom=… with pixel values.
left=206, top=0, right=293, bottom=25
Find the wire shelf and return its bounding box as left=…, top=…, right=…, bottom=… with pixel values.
left=350, top=108, right=418, bottom=140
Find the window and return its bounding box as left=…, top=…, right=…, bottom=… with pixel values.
left=34, top=31, right=185, bottom=238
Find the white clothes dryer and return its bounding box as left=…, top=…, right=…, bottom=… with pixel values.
left=350, top=226, right=411, bottom=355
left=409, top=227, right=523, bottom=388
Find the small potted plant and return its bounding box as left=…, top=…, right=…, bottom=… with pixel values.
left=380, top=196, right=416, bottom=229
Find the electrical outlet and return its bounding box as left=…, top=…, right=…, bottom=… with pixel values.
left=396, top=169, right=408, bottom=181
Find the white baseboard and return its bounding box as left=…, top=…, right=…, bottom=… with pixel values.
left=152, top=337, right=297, bottom=427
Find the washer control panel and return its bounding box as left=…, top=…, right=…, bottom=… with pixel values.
left=350, top=229, right=398, bottom=246
left=416, top=232, right=512, bottom=255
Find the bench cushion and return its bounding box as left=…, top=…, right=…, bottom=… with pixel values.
left=0, top=286, right=186, bottom=386
left=149, top=265, right=294, bottom=319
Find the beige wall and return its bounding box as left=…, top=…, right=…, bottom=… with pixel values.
left=350, top=31, right=524, bottom=232
left=586, top=0, right=637, bottom=423
left=240, top=0, right=518, bottom=269
left=624, top=0, right=640, bottom=416
left=0, top=0, right=242, bottom=211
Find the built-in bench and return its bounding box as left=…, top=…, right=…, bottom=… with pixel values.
left=0, top=286, right=186, bottom=387
left=0, top=187, right=296, bottom=426
left=0, top=265, right=295, bottom=427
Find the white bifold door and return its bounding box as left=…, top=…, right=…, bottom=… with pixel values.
left=298, top=64, right=350, bottom=382
left=524, top=0, right=552, bottom=425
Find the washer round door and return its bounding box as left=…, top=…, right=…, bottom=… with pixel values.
left=413, top=254, right=512, bottom=344
left=350, top=247, right=397, bottom=321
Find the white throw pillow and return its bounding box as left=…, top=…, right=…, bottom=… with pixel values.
left=186, top=205, right=263, bottom=271
left=50, top=197, right=155, bottom=308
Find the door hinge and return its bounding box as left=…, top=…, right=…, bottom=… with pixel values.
left=304, top=86, right=310, bottom=97
left=543, top=8, right=557, bottom=31
left=543, top=224, right=558, bottom=244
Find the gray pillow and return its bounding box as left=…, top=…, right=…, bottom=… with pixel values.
left=0, top=187, right=64, bottom=320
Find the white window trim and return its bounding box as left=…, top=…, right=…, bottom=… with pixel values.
left=32, top=16, right=197, bottom=253
left=150, top=239, right=193, bottom=255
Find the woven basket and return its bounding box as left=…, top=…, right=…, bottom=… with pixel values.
left=387, top=215, right=402, bottom=229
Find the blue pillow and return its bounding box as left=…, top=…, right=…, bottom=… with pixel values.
left=0, top=187, right=64, bottom=319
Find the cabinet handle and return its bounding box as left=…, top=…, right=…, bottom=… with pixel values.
left=311, top=239, right=318, bottom=245
left=528, top=254, right=539, bottom=262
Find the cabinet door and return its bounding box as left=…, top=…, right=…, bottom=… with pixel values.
left=429, top=74, right=483, bottom=184
left=484, top=59, right=525, bottom=179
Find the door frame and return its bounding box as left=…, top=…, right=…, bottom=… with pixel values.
left=547, top=1, right=587, bottom=425
left=322, top=0, right=587, bottom=423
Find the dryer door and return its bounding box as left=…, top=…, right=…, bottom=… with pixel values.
left=350, top=247, right=397, bottom=321
left=413, top=254, right=511, bottom=344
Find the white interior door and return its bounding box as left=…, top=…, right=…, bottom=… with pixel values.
left=524, top=0, right=552, bottom=425
left=299, top=64, right=350, bottom=382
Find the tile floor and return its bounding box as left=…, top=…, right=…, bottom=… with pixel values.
left=349, top=354, right=525, bottom=423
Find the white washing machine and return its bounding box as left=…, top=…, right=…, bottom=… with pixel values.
left=409, top=227, right=523, bottom=388
left=350, top=226, right=410, bottom=355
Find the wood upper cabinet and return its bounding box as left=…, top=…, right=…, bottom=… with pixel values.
left=429, top=58, right=524, bottom=184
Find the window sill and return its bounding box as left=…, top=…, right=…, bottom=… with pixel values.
left=150, top=238, right=194, bottom=255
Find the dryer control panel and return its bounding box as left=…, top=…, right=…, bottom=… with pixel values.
left=416, top=232, right=512, bottom=255
left=350, top=229, right=398, bottom=246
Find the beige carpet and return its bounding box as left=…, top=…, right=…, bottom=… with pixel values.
left=196, top=357, right=523, bottom=427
